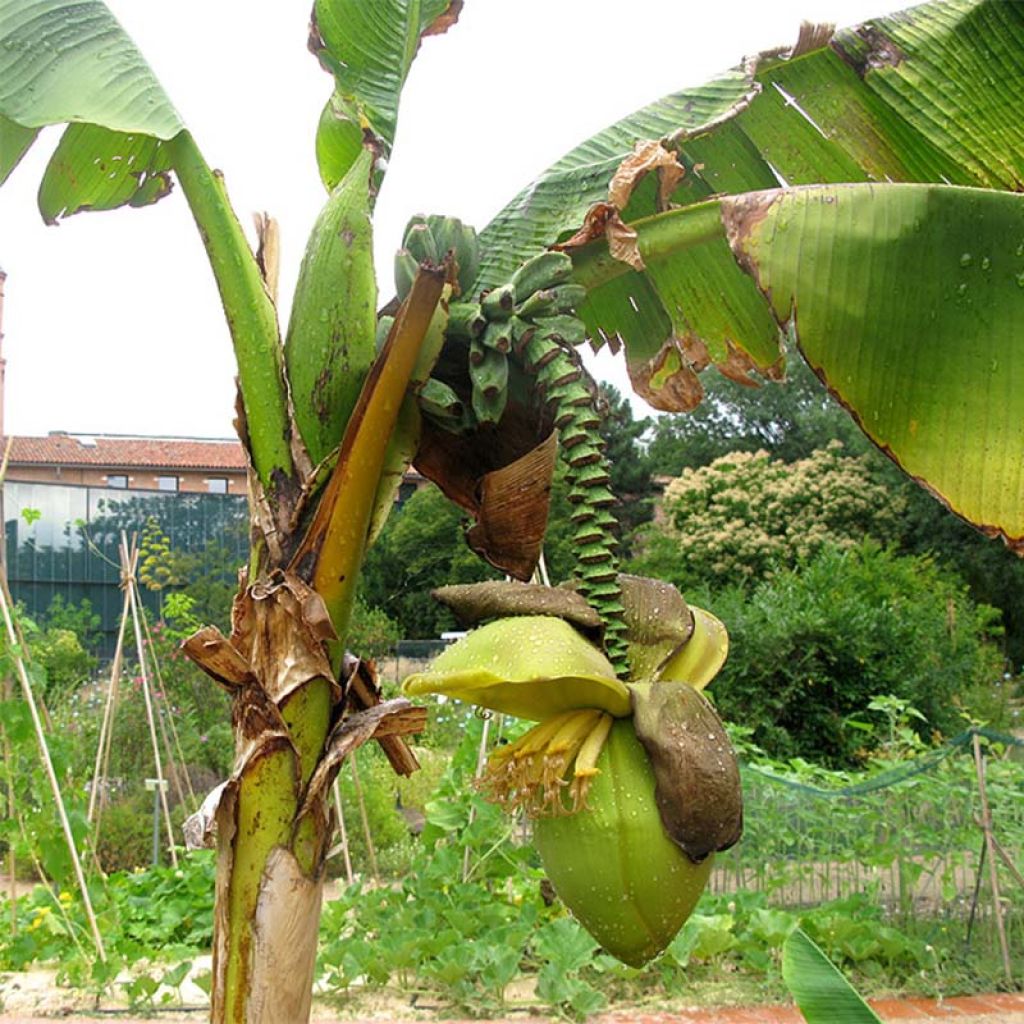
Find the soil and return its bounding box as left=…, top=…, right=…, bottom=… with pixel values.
left=1, top=969, right=1022, bottom=1024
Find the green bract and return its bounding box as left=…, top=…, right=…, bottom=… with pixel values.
left=533, top=719, right=713, bottom=966
left=402, top=615, right=630, bottom=720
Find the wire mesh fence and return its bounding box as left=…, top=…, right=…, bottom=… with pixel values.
left=709, top=728, right=1024, bottom=961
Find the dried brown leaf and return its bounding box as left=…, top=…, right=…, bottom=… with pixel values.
left=608, top=140, right=685, bottom=212
left=618, top=574, right=693, bottom=680
left=302, top=699, right=427, bottom=816
left=555, top=202, right=644, bottom=271
left=465, top=430, right=558, bottom=580
left=627, top=337, right=705, bottom=412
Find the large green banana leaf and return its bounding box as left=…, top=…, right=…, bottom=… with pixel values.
left=782, top=928, right=883, bottom=1023
left=474, top=0, right=1024, bottom=549
left=311, top=0, right=461, bottom=191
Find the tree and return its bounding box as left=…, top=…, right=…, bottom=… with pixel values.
left=631, top=442, right=904, bottom=590
left=647, top=355, right=872, bottom=475
left=709, top=543, right=1005, bottom=767
left=4, top=1, right=1024, bottom=1020
left=360, top=484, right=499, bottom=639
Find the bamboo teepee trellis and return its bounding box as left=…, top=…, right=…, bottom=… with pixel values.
left=88, top=530, right=195, bottom=867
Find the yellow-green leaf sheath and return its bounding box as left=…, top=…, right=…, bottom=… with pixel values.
left=533, top=719, right=712, bottom=966
left=402, top=616, right=630, bottom=720
left=658, top=606, right=729, bottom=690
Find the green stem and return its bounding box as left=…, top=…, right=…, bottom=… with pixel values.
left=569, top=199, right=724, bottom=291
left=167, top=131, right=295, bottom=493
left=290, top=265, right=447, bottom=661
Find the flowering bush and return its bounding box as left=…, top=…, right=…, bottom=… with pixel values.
left=635, top=443, right=903, bottom=590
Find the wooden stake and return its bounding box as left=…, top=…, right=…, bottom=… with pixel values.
left=332, top=778, right=354, bottom=886
left=126, top=557, right=178, bottom=868
left=2, top=680, right=16, bottom=936
left=0, top=572, right=106, bottom=961
left=88, top=550, right=134, bottom=824
left=972, top=732, right=1012, bottom=982
left=350, top=753, right=379, bottom=884
left=463, top=713, right=491, bottom=883
left=139, top=602, right=196, bottom=808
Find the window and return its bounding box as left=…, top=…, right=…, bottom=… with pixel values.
left=156, top=475, right=179, bottom=492
left=207, top=477, right=229, bottom=494
left=107, top=474, right=128, bottom=489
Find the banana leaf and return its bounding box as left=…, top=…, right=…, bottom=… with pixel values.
left=473, top=0, right=1024, bottom=548
left=782, top=928, right=883, bottom=1023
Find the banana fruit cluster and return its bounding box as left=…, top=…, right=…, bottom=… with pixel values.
left=394, top=218, right=630, bottom=672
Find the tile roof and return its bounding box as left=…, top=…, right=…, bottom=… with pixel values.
left=7, top=434, right=247, bottom=471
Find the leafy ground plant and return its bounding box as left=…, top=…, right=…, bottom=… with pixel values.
left=4, top=0, right=1024, bottom=1021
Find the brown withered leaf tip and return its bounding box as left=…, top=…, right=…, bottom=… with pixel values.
left=432, top=579, right=603, bottom=640
left=629, top=681, right=743, bottom=862
left=555, top=202, right=644, bottom=272
left=464, top=431, right=558, bottom=580
left=626, top=336, right=706, bottom=414
left=608, top=140, right=685, bottom=213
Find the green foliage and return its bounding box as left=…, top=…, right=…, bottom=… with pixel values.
left=361, top=484, right=499, bottom=638
left=163, top=513, right=248, bottom=630
left=647, top=356, right=872, bottom=476
left=5, top=601, right=97, bottom=699
left=40, top=596, right=102, bottom=655
left=0, top=853, right=216, bottom=986
left=709, top=544, right=1006, bottom=766
left=27, top=626, right=95, bottom=697
left=346, top=598, right=401, bottom=661
left=633, top=443, right=903, bottom=592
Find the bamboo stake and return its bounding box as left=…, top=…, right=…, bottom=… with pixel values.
left=88, top=556, right=133, bottom=824
left=972, top=733, right=1012, bottom=981
left=135, top=591, right=189, bottom=812
left=127, top=566, right=178, bottom=868
left=139, top=601, right=196, bottom=808
left=990, top=832, right=1024, bottom=891
left=0, top=572, right=106, bottom=961
left=2, top=681, right=16, bottom=936
left=463, top=713, right=492, bottom=883
left=350, top=753, right=379, bottom=884
left=332, top=778, right=354, bottom=886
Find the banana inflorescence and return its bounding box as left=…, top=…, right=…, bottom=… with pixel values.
left=394, top=217, right=629, bottom=675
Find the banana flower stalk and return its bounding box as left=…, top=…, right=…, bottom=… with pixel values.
left=403, top=576, right=742, bottom=966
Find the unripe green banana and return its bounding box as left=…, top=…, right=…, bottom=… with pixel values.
left=509, top=250, right=573, bottom=297
left=403, top=219, right=439, bottom=265
left=419, top=378, right=468, bottom=430
left=515, top=283, right=588, bottom=319
left=426, top=215, right=480, bottom=296
left=481, top=283, right=516, bottom=320
left=482, top=319, right=514, bottom=354
left=470, top=349, right=509, bottom=424
left=533, top=314, right=588, bottom=346
left=448, top=302, right=487, bottom=339
left=533, top=720, right=713, bottom=967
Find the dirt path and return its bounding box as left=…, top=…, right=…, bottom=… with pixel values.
left=1, top=994, right=1023, bottom=1023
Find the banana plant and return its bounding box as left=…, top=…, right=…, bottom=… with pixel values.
left=3, top=0, right=1024, bottom=1021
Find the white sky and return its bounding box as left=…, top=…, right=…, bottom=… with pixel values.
left=0, top=0, right=894, bottom=439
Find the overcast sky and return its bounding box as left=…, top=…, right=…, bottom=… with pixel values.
left=1, top=0, right=895, bottom=440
